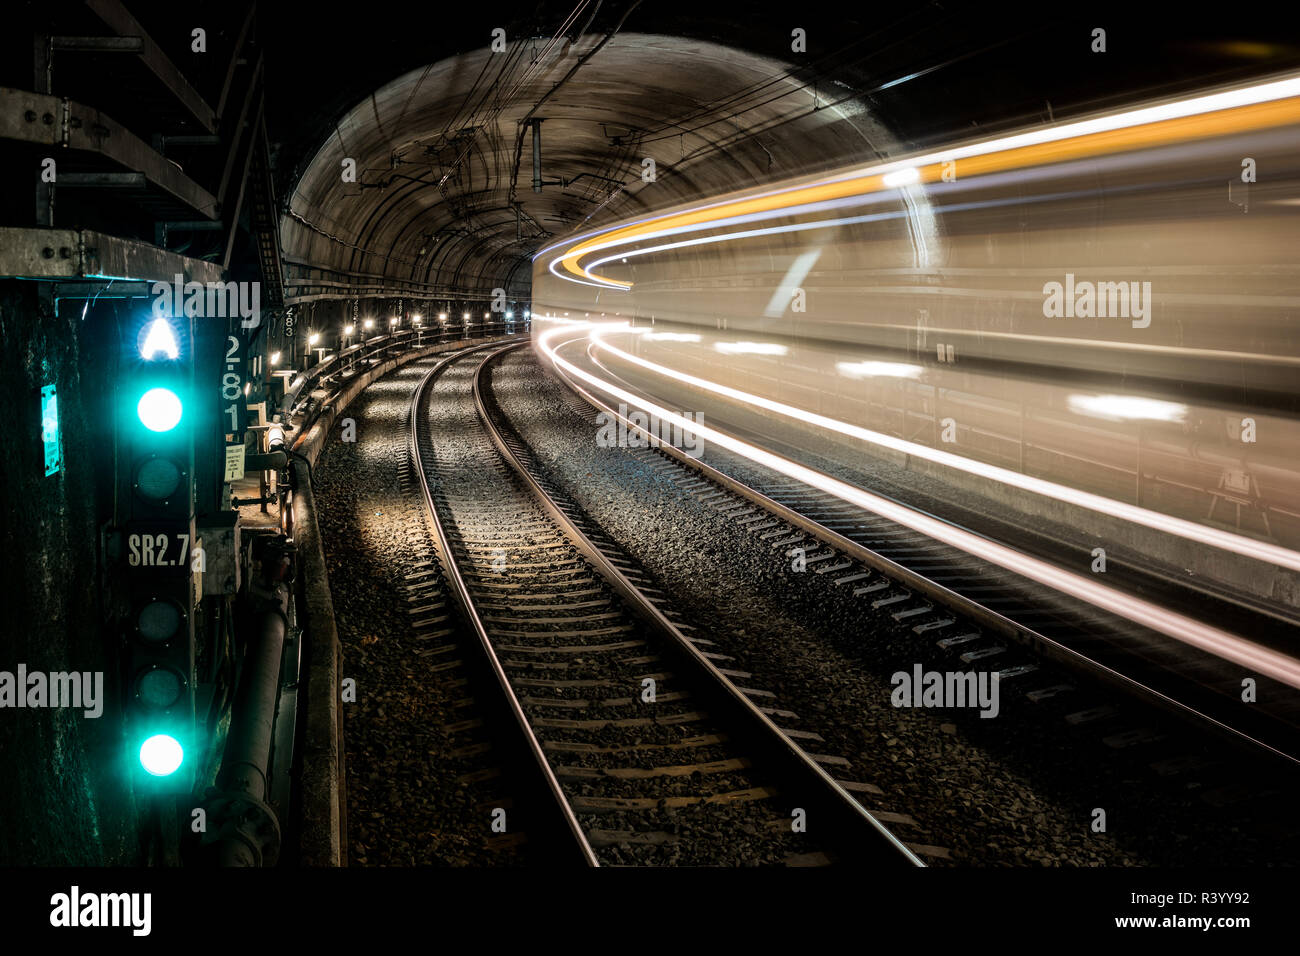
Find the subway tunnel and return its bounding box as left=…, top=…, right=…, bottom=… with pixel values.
left=1, top=0, right=1299, bottom=932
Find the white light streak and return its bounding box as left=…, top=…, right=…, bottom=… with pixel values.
left=882, top=167, right=921, bottom=187
left=645, top=332, right=702, bottom=342
left=837, top=360, right=924, bottom=379
left=588, top=327, right=1300, bottom=575
left=538, top=323, right=1300, bottom=689
left=714, top=341, right=788, bottom=356
left=1068, top=394, right=1188, bottom=422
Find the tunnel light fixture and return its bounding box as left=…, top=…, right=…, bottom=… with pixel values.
left=463, top=312, right=470, bottom=320
left=344, top=324, right=354, bottom=336
left=836, top=360, right=923, bottom=379
left=484, top=312, right=490, bottom=319
left=438, top=312, right=448, bottom=321
left=1067, top=394, right=1188, bottom=423
left=391, top=317, right=399, bottom=326
left=524, top=310, right=530, bottom=318
left=714, top=341, right=788, bottom=356
left=308, top=332, right=320, bottom=346
left=270, top=351, right=281, bottom=366
left=363, top=319, right=374, bottom=330
left=505, top=311, right=514, bottom=319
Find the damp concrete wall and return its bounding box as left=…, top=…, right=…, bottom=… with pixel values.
left=0, top=282, right=144, bottom=865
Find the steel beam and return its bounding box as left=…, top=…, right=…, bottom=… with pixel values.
left=216, top=56, right=264, bottom=209
left=0, top=226, right=225, bottom=283
left=160, top=134, right=221, bottom=148
left=531, top=118, right=543, bottom=193
left=84, top=0, right=217, bottom=132
left=57, top=172, right=146, bottom=186
left=162, top=220, right=225, bottom=230
left=216, top=3, right=258, bottom=122
left=0, top=88, right=219, bottom=219
left=51, top=36, right=144, bottom=52
left=51, top=279, right=152, bottom=298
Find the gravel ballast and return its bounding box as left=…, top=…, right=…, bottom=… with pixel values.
left=308, top=341, right=1296, bottom=867
left=487, top=345, right=1298, bottom=867
left=314, top=357, right=532, bottom=865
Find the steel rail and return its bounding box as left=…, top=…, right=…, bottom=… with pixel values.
left=408, top=343, right=600, bottom=866
left=545, top=336, right=1300, bottom=771
left=475, top=343, right=926, bottom=866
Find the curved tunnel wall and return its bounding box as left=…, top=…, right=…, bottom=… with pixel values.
left=281, top=33, right=908, bottom=308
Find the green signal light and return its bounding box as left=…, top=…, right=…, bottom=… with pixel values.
left=138, top=733, right=184, bottom=776
left=140, top=318, right=180, bottom=361
left=137, top=387, right=183, bottom=432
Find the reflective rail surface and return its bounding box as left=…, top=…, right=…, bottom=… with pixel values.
left=409, top=343, right=926, bottom=866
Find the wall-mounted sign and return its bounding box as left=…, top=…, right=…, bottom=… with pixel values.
left=223, top=443, right=246, bottom=482
left=41, top=384, right=60, bottom=477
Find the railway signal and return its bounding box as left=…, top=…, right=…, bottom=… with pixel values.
left=118, top=312, right=198, bottom=790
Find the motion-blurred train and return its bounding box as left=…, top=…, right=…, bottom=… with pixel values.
left=535, top=71, right=1300, bottom=399
left=531, top=71, right=1300, bottom=606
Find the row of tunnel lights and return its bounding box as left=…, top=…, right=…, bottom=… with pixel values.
left=262, top=309, right=532, bottom=367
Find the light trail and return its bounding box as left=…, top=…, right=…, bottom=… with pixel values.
left=542, top=74, right=1300, bottom=289
left=587, top=326, right=1300, bottom=575
left=536, top=321, right=1300, bottom=690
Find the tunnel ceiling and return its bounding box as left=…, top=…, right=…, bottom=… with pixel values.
left=280, top=32, right=903, bottom=304
left=272, top=2, right=1300, bottom=306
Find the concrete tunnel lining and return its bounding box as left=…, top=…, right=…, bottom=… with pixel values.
left=281, top=33, right=908, bottom=304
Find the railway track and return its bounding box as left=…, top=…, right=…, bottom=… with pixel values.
left=319, top=339, right=587, bottom=865
left=407, top=344, right=924, bottom=866
left=535, top=342, right=1300, bottom=808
